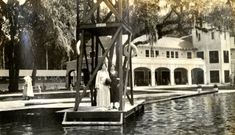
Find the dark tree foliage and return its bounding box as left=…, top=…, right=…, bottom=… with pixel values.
left=130, top=0, right=234, bottom=42
left=0, top=0, right=76, bottom=90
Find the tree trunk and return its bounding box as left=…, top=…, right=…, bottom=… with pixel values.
left=31, top=45, right=37, bottom=86
left=32, top=51, right=37, bottom=86
left=32, top=66, right=37, bottom=86
left=6, top=1, right=20, bottom=93
left=8, top=40, right=19, bottom=93
left=46, top=46, right=48, bottom=70
left=8, top=40, right=15, bottom=92
left=2, top=47, right=5, bottom=69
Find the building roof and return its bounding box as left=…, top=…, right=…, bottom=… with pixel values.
left=132, top=35, right=195, bottom=49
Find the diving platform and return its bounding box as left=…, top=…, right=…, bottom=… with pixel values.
left=58, top=100, right=144, bottom=126
left=66, top=0, right=137, bottom=126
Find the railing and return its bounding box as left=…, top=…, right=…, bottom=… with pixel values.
left=132, top=57, right=205, bottom=65
left=0, top=70, right=66, bottom=77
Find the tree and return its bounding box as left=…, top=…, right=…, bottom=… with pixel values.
left=0, top=0, right=77, bottom=90
left=28, top=0, right=77, bottom=85
left=130, top=0, right=234, bottom=42
left=19, top=0, right=57, bottom=85
left=0, top=0, right=22, bottom=92
left=41, top=0, right=77, bottom=61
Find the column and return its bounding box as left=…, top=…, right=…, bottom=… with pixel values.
left=187, top=69, right=192, bottom=85
left=170, top=70, right=175, bottom=85
left=151, top=70, right=156, bottom=86
left=220, top=70, right=224, bottom=84
left=204, top=70, right=207, bottom=84
left=132, top=70, right=135, bottom=87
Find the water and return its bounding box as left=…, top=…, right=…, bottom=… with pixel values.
left=1, top=93, right=235, bottom=135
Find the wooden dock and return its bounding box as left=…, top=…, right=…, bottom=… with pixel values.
left=58, top=100, right=145, bottom=126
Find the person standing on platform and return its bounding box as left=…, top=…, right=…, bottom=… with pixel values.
left=23, top=76, right=34, bottom=100
left=110, top=65, right=119, bottom=109
left=95, top=64, right=111, bottom=109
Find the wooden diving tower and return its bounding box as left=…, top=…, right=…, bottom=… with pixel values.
left=61, top=0, right=144, bottom=125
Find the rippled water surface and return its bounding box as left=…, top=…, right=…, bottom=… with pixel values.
left=1, top=93, right=235, bottom=135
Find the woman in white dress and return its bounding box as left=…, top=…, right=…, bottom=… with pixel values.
left=95, top=64, right=111, bottom=109
left=23, top=76, right=34, bottom=100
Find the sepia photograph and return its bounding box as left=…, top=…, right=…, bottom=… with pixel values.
left=0, top=0, right=235, bottom=134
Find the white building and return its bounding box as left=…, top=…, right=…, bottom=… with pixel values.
left=192, top=24, right=232, bottom=85
left=132, top=25, right=233, bottom=86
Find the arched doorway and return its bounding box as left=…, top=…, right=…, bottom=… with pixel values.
left=191, top=68, right=204, bottom=84
left=174, top=68, right=188, bottom=85
left=67, top=70, right=76, bottom=89
left=67, top=69, right=89, bottom=89
left=134, top=67, right=151, bottom=86
left=155, top=67, right=170, bottom=85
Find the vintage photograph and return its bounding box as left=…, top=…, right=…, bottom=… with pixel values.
left=0, top=0, right=235, bottom=134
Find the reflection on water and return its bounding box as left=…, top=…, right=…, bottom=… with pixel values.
left=1, top=93, right=235, bottom=135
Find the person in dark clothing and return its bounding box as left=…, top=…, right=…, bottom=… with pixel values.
left=110, top=65, right=119, bottom=109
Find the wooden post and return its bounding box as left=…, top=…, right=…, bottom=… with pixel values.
left=84, top=43, right=89, bottom=74
left=91, top=35, right=95, bottom=71
left=73, top=0, right=132, bottom=110
left=118, top=30, right=123, bottom=111
left=74, top=0, right=81, bottom=111
left=129, top=45, right=134, bottom=105
left=75, top=27, right=122, bottom=108
left=91, top=34, right=95, bottom=106
left=74, top=30, right=85, bottom=111
left=118, top=0, right=123, bottom=111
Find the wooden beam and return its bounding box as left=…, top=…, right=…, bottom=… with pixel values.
left=80, top=23, right=120, bottom=29
left=126, top=93, right=131, bottom=103
left=74, top=30, right=85, bottom=111
left=95, top=36, right=99, bottom=66
left=107, top=40, right=115, bottom=70
left=101, top=1, right=118, bottom=23
left=84, top=42, right=90, bottom=74
left=74, top=26, right=122, bottom=108
left=97, top=37, right=105, bottom=53
left=82, top=0, right=103, bottom=23
left=97, top=2, right=101, bottom=23
left=123, top=38, right=132, bottom=107
left=90, top=35, right=95, bottom=106
left=83, top=0, right=88, bottom=20
left=118, top=0, right=122, bottom=17
left=104, top=0, right=121, bottom=21
left=103, top=0, right=132, bottom=34
left=117, top=0, right=123, bottom=111
left=74, top=0, right=82, bottom=111
left=122, top=24, right=132, bottom=35
left=76, top=0, right=81, bottom=40
left=102, top=11, right=113, bottom=23
left=91, top=35, right=95, bottom=71
left=129, top=45, right=134, bottom=105
left=87, top=0, right=96, bottom=23
left=126, top=0, right=130, bottom=24
left=97, top=38, right=115, bottom=66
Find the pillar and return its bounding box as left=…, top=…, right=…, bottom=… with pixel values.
left=132, top=69, right=135, bottom=87
left=188, top=69, right=192, bottom=85
left=220, top=69, right=224, bottom=84
left=151, top=70, right=155, bottom=86
left=170, top=70, right=175, bottom=85
left=204, top=71, right=207, bottom=84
